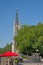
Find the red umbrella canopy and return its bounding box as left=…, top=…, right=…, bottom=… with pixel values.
left=0, top=54, right=1, bottom=57
left=1, top=51, right=18, bottom=57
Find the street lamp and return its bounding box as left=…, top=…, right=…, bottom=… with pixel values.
left=36, top=49, right=38, bottom=53
left=36, top=49, right=39, bottom=62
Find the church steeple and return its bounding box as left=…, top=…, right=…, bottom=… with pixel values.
left=15, top=9, right=19, bottom=25
left=12, top=10, right=20, bottom=53
left=14, top=9, right=20, bottom=34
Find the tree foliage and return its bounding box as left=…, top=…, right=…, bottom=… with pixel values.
left=0, top=43, right=12, bottom=54
left=14, top=23, right=43, bottom=55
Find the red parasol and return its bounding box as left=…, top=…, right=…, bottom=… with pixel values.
left=1, top=51, right=18, bottom=57
left=0, top=54, right=1, bottom=57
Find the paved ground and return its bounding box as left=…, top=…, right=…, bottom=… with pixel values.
left=23, top=63, right=43, bottom=65
left=18, top=62, right=43, bottom=65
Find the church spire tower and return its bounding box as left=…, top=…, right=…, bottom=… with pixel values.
left=15, top=9, right=19, bottom=25
left=12, top=10, right=20, bottom=52
left=15, top=9, right=20, bottom=35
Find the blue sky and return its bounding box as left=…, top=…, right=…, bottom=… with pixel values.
left=0, top=0, right=43, bottom=48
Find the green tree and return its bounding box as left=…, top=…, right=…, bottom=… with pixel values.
left=0, top=43, right=12, bottom=53
left=14, top=23, right=43, bottom=55
left=37, top=36, right=43, bottom=54
left=14, top=25, right=36, bottom=54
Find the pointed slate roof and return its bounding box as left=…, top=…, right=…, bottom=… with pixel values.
left=15, top=9, right=19, bottom=25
